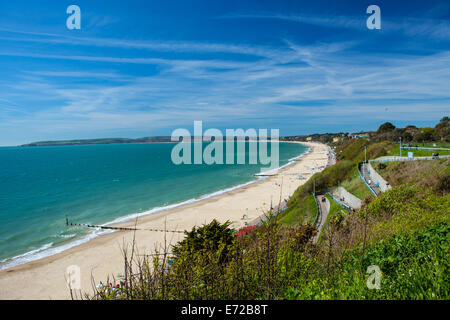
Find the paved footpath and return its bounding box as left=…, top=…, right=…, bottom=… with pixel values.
left=313, top=194, right=330, bottom=243
left=360, top=162, right=381, bottom=196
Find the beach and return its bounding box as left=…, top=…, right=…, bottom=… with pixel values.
left=0, top=141, right=330, bottom=300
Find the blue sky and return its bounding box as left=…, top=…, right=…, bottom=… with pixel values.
left=0, top=0, right=449, bottom=145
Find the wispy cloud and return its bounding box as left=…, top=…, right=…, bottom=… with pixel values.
left=220, top=12, right=450, bottom=41
left=0, top=3, right=449, bottom=145
left=2, top=38, right=449, bottom=140
left=0, top=28, right=283, bottom=59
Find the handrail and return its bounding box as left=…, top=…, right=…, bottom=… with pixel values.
left=312, top=193, right=322, bottom=226
left=357, top=162, right=378, bottom=197
left=326, top=192, right=352, bottom=212
left=371, top=155, right=450, bottom=163
left=401, top=146, right=450, bottom=151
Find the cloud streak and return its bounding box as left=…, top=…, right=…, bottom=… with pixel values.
left=220, top=12, right=450, bottom=41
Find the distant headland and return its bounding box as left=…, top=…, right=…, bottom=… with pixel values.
left=20, top=136, right=173, bottom=147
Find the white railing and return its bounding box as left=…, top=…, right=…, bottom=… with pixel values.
left=371, top=155, right=450, bottom=163
left=401, top=146, right=450, bottom=151
left=358, top=162, right=378, bottom=197
left=366, top=162, right=392, bottom=193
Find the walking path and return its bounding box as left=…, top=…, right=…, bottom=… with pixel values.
left=312, top=194, right=330, bottom=243
left=329, top=186, right=362, bottom=211
left=359, top=162, right=382, bottom=196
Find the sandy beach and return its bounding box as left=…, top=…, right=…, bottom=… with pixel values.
left=0, top=142, right=330, bottom=300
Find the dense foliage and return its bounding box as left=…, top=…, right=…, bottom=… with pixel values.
left=93, top=206, right=449, bottom=300
left=172, top=219, right=235, bottom=263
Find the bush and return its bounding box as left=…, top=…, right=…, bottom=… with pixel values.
left=377, top=122, right=396, bottom=133
left=172, top=219, right=235, bottom=263
left=336, top=139, right=368, bottom=161
left=437, top=173, right=450, bottom=194
left=235, top=225, right=256, bottom=239
left=282, top=222, right=450, bottom=299
left=378, top=163, right=387, bottom=170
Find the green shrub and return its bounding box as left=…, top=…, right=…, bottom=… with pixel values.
left=282, top=222, right=449, bottom=300
left=437, top=173, right=450, bottom=194
left=172, top=219, right=235, bottom=263
left=378, top=163, right=387, bottom=170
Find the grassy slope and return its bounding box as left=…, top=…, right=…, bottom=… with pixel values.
left=335, top=138, right=368, bottom=161
left=420, top=141, right=450, bottom=148
left=340, top=167, right=374, bottom=201
left=285, top=221, right=449, bottom=299
left=363, top=185, right=450, bottom=242
left=316, top=194, right=346, bottom=243
left=375, top=158, right=450, bottom=191
left=295, top=158, right=450, bottom=299
left=356, top=158, right=450, bottom=243
left=355, top=156, right=450, bottom=241
left=388, top=144, right=450, bottom=157
left=280, top=139, right=393, bottom=227
left=325, top=194, right=343, bottom=222
left=279, top=194, right=317, bottom=225
left=282, top=140, right=449, bottom=299
left=281, top=139, right=448, bottom=230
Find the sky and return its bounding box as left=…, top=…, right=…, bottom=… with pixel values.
left=0, top=0, right=449, bottom=146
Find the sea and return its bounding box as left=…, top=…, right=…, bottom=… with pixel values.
left=0, top=141, right=308, bottom=270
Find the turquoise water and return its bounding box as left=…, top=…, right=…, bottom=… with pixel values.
left=0, top=142, right=307, bottom=268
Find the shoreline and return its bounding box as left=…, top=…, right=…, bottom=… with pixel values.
left=0, top=141, right=330, bottom=300
left=0, top=142, right=310, bottom=272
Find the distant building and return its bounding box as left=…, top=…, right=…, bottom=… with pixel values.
left=348, top=133, right=369, bottom=139
left=332, top=137, right=341, bottom=143
left=306, top=136, right=312, bottom=141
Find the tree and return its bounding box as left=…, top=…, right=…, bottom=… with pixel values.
left=401, top=131, right=413, bottom=142
left=377, top=122, right=396, bottom=133
left=414, top=127, right=435, bottom=142
left=172, top=219, right=235, bottom=262
left=435, top=116, right=450, bottom=141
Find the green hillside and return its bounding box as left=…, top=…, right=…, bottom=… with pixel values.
left=91, top=118, right=450, bottom=300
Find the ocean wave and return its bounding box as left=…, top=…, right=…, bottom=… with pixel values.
left=255, top=145, right=311, bottom=176
left=0, top=228, right=114, bottom=271
left=0, top=242, right=54, bottom=270
left=57, top=233, right=77, bottom=239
